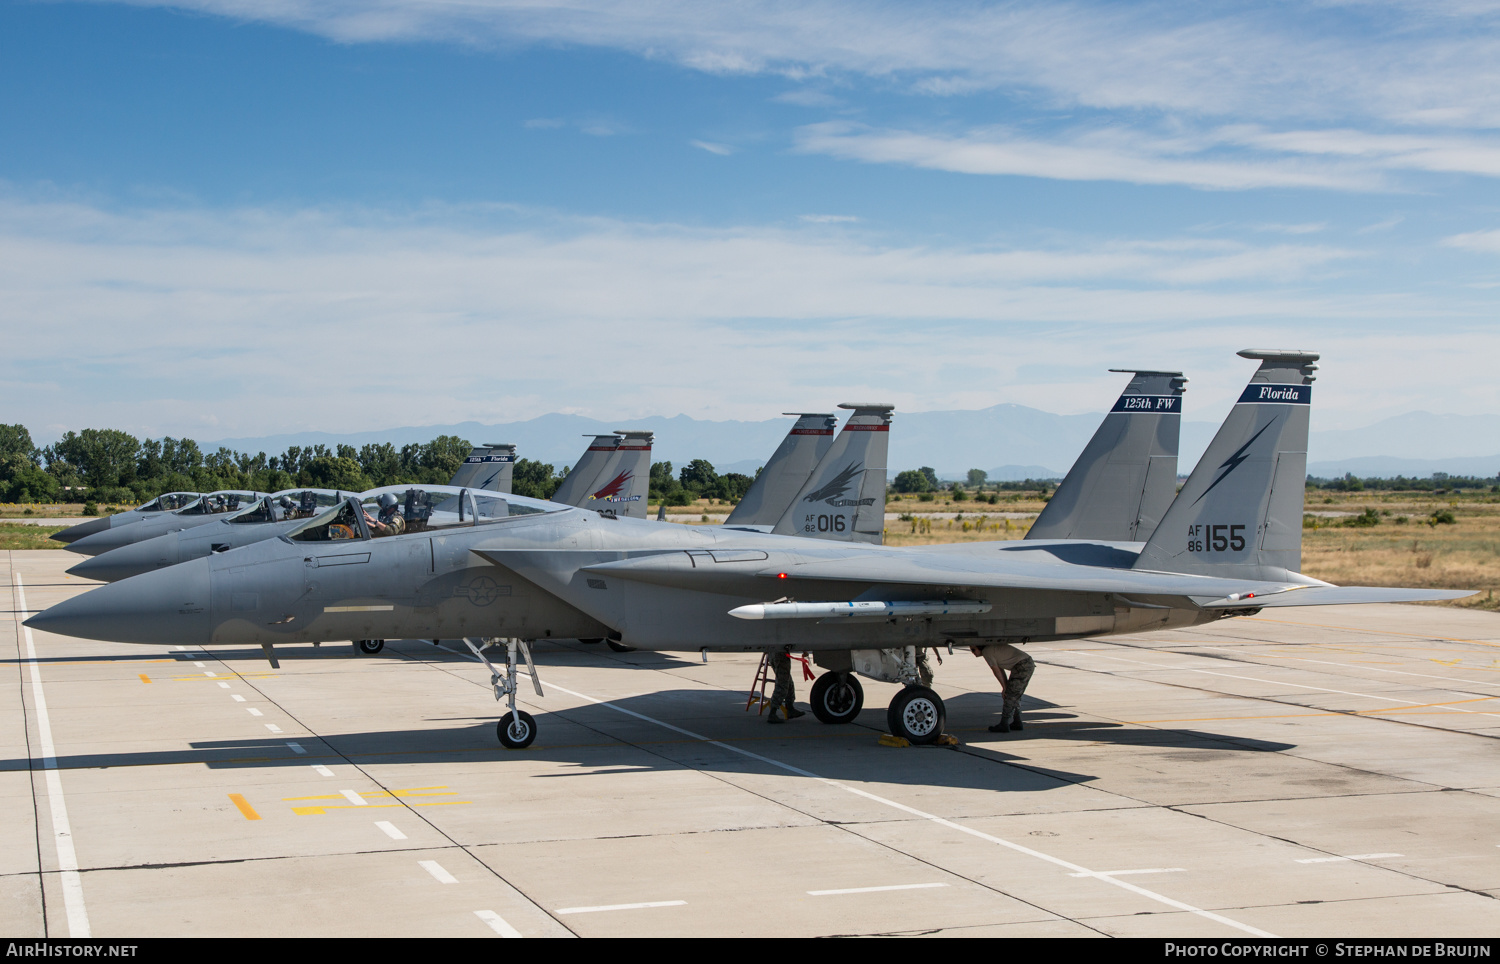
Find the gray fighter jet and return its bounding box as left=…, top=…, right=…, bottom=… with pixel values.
left=51, top=491, right=200, bottom=545
left=722, top=413, right=838, bottom=528
left=63, top=490, right=270, bottom=556
left=1026, top=370, right=1186, bottom=542
left=449, top=444, right=517, bottom=493
left=27, top=351, right=1471, bottom=752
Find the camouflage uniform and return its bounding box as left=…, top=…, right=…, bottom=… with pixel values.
left=372, top=512, right=406, bottom=538
left=980, top=643, right=1034, bottom=728
left=765, top=650, right=804, bottom=722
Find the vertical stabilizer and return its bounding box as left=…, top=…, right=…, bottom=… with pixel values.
left=1026, top=371, right=1185, bottom=542
left=772, top=404, right=893, bottom=544
left=584, top=431, right=654, bottom=519
left=449, top=443, right=517, bottom=493
left=725, top=413, right=838, bottom=526
left=1134, top=350, right=1319, bottom=580
left=551, top=435, right=620, bottom=506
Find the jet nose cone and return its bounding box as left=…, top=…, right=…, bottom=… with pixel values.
left=65, top=539, right=169, bottom=583
left=52, top=516, right=113, bottom=544
left=66, top=524, right=140, bottom=557
left=25, top=561, right=212, bottom=646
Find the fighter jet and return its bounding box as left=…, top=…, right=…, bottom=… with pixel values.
left=722, top=414, right=838, bottom=529
left=63, top=490, right=270, bottom=556
left=50, top=491, right=199, bottom=545
left=1026, top=370, right=1186, bottom=542
left=449, top=444, right=517, bottom=493
left=65, top=488, right=349, bottom=583
left=27, top=351, right=1471, bottom=752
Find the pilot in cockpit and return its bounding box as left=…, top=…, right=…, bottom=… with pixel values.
left=365, top=492, right=406, bottom=538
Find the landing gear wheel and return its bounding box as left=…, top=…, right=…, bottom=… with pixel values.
left=810, top=672, right=864, bottom=724
left=497, top=711, right=536, bottom=749
left=356, top=639, right=385, bottom=655
left=606, top=641, right=635, bottom=653
left=578, top=638, right=605, bottom=645
left=886, top=686, right=946, bottom=745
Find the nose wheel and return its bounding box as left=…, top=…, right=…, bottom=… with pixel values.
left=497, top=711, right=536, bottom=749
left=810, top=671, right=864, bottom=724
left=887, top=686, right=946, bottom=745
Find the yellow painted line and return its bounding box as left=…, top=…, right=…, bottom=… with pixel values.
left=292, top=802, right=470, bottom=816
left=137, top=674, right=151, bottom=684
left=228, top=794, right=261, bottom=821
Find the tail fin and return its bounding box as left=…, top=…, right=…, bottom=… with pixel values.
left=1133, top=350, right=1318, bottom=580
left=772, top=403, right=893, bottom=544
left=1026, top=370, right=1185, bottom=542
left=448, top=443, right=517, bottom=493
left=551, top=435, right=620, bottom=506
left=584, top=431, right=654, bottom=519
left=725, top=413, right=838, bottom=526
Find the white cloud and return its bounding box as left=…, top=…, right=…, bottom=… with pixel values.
left=691, top=140, right=734, bottom=156
left=1443, top=229, right=1500, bottom=252
left=99, top=1, right=1500, bottom=128
left=4, top=192, right=1493, bottom=440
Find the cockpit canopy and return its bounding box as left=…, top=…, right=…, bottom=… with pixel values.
left=137, top=492, right=199, bottom=513
left=176, top=490, right=268, bottom=516
left=284, top=486, right=558, bottom=543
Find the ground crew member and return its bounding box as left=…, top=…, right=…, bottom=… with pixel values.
left=972, top=643, right=1034, bottom=732
left=765, top=648, right=805, bottom=723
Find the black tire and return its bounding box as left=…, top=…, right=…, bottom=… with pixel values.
left=886, top=686, right=946, bottom=745
left=606, top=641, right=635, bottom=653
left=497, top=711, right=536, bottom=749
left=578, top=638, right=605, bottom=645
left=809, top=672, right=864, bottom=724
left=356, top=639, right=385, bottom=655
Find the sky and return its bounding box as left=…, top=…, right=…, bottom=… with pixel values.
left=5, top=0, right=1500, bottom=447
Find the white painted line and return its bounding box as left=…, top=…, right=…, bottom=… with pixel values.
left=14, top=574, right=90, bottom=938
left=1069, top=868, right=1186, bottom=878
left=807, top=883, right=948, bottom=896
left=264, top=723, right=282, bottom=734
left=247, top=707, right=262, bottom=716
left=375, top=821, right=406, bottom=840
left=419, top=860, right=458, bottom=884
left=313, top=765, right=335, bottom=777
left=217, top=681, right=230, bottom=689
left=204, top=671, right=216, bottom=678
left=556, top=900, right=686, bottom=914
left=285, top=741, right=306, bottom=754
left=193, top=661, right=205, bottom=667
left=474, top=910, right=521, bottom=938
left=341, top=789, right=369, bottom=806
left=1295, top=853, right=1402, bottom=864
left=540, top=678, right=1276, bottom=938
left=231, top=694, right=246, bottom=702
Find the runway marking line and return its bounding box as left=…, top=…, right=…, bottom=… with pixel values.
left=474, top=910, right=521, bottom=938
left=341, top=790, right=368, bottom=806
left=232, top=695, right=246, bottom=702
left=138, top=674, right=151, bottom=684
left=285, top=741, right=306, bottom=754
left=13, top=573, right=91, bottom=938
left=556, top=900, right=685, bottom=914
left=419, top=860, right=458, bottom=884
left=807, top=883, right=948, bottom=896
left=228, top=794, right=261, bottom=821
left=1295, top=853, right=1401, bottom=864
left=313, top=765, right=334, bottom=777
left=1245, top=615, right=1500, bottom=650
left=247, top=707, right=262, bottom=716
left=375, top=821, right=406, bottom=840
left=541, top=678, right=1277, bottom=938
left=1068, top=868, right=1185, bottom=878
left=265, top=724, right=282, bottom=733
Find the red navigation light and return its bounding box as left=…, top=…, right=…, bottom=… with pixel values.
left=777, top=573, right=788, bottom=579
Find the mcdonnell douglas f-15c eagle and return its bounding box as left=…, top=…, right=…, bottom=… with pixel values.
left=27, top=351, right=1471, bottom=750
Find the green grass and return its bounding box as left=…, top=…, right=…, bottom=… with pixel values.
left=0, top=524, right=70, bottom=550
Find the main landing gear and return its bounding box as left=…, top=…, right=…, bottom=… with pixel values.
left=806, top=646, right=948, bottom=745
left=463, top=637, right=544, bottom=750
left=355, top=639, right=385, bottom=655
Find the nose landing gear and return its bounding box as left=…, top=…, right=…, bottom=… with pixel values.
left=809, top=671, right=864, bottom=724
left=464, top=637, right=543, bottom=750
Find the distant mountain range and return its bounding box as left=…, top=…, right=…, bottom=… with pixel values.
left=203, top=407, right=1500, bottom=482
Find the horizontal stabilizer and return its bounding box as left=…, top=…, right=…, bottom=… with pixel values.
left=1198, top=586, right=1476, bottom=609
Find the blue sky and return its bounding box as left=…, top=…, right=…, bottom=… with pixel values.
left=5, top=0, right=1500, bottom=446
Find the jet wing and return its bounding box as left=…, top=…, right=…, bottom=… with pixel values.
left=573, top=548, right=1472, bottom=610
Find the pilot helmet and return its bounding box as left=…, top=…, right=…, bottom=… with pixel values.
left=378, top=492, right=400, bottom=514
